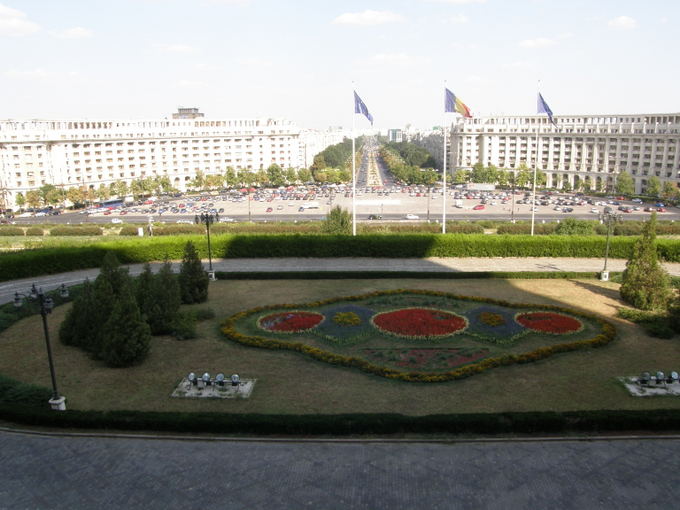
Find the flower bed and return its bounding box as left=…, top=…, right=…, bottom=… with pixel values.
left=515, top=311, right=583, bottom=334
left=257, top=311, right=324, bottom=333
left=371, top=308, right=468, bottom=339
left=223, top=289, right=616, bottom=382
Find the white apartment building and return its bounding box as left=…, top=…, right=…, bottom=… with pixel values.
left=449, top=113, right=680, bottom=194
left=298, top=128, right=352, bottom=168
left=0, top=116, right=305, bottom=210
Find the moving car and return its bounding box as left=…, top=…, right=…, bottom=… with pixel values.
left=405, top=213, right=419, bottom=220
left=472, top=204, right=485, bottom=210
left=368, top=214, right=383, bottom=220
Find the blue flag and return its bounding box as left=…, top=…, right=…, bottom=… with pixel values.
left=354, top=91, right=373, bottom=125
left=537, top=92, right=556, bottom=125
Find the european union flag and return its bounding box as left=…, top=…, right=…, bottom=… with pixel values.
left=354, top=91, right=373, bottom=125
left=537, top=92, right=556, bottom=125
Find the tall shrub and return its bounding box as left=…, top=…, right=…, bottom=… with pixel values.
left=59, top=278, right=99, bottom=350
left=99, top=284, right=151, bottom=367
left=620, top=213, right=673, bottom=310
left=322, top=206, right=351, bottom=235
left=178, top=241, right=209, bottom=304
left=147, top=260, right=181, bottom=334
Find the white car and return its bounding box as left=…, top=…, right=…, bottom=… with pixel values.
left=405, top=213, right=419, bottom=220
left=590, top=208, right=599, bottom=213
left=111, top=218, right=123, bottom=224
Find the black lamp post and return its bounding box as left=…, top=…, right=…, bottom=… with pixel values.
left=14, top=283, right=69, bottom=410
left=195, top=212, right=219, bottom=278
left=600, top=210, right=619, bottom=281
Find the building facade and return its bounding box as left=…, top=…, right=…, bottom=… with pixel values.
left=0, top=116, right=308, bottom=210
left=449, top=113, right=680, bottom=194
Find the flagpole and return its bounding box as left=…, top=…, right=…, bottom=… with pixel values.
left=531, top=120, right=539, bottom=236
left=442, top=83, right=448, bottom=234
left=352, top=87, right=357, bottom=237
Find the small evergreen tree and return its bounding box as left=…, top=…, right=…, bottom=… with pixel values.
left=620, top=213, right=673, bottom=310
left=322, top=206, right=351, bottom=234
left=59, top=278, right=98, bottom=349
left=147, top=260, right=181, bottom=334
left=99, top=284, right=151, bottom=367
left=135, top=263, right=154, bottom=321
left=179, top=241, right=209, bottom=304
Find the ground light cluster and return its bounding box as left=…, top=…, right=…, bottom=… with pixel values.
left=222, top=289, right=616, bottom=383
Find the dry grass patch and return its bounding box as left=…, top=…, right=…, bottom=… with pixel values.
left=1, top=278, right=679, bottom=415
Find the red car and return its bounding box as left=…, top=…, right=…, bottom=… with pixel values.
left=266, top=207, right=273, bottom=213
left=473, top=204, right=485, bottom=210
left=657, top=207, right=666, bottom=213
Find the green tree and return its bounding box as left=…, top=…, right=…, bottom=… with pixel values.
left=59, top=278, right=99, bottom=350
left=137, top=260, right=181, bottom=335
left=14, top=192, right=25, bottom=208
left=266, top=164, right=285, bottom=187
left=285, top=168, right=297, bottom=184
left=99, top=283, right=151, bottom=367
left=646, top=176, right=661, bottom=198
left=26, top=190, right=42, bottom=208
left=297, top=168, right=312, bottom=183
left=515, top=166, right=532, bottom=188
left=179, top=241, right=209, bottom=304
left=561, top=177, right=572, bottom=192
left=615, top=172, right=635, bottom=196
left=205, top=174, right=224, bottom=189
left=224, top=167, right=238, bottom=187
left=111, top=180, right=128, bottom=198
left=66, top=187, right=85, bottom=207
left=189, top=170, right=206, bottom=191
left=321, top=206, right=351, bottom=234
left=453, top=169, right=470, bottom=185
left=661, top=182, right=678, bottom=202
left=620, top=213, right=673, bottom=310
left=255, top=169, right=268, bottom=187
left=554, top=218, right=594, bottom=235
left=96, top=184, right=111, bottom=201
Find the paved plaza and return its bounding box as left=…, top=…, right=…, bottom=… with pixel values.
left=1, top=430, right=679, bottom=509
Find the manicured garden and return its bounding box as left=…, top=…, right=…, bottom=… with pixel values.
left=2, top=277, right=679, bottom=420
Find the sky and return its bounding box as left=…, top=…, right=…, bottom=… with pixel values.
left=1, top=0, right=679, bottom=130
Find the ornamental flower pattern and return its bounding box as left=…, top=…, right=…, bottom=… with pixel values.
left=225, top=290, right=616, bottom=382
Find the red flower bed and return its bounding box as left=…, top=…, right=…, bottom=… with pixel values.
left=371, top=308, right=468, bottom=338
left=258, top=311, right=324, bottom=333
left=515, top=311, right=583, bottom=334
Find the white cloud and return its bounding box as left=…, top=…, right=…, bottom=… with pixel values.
left=178, top=79, right=205, bottom=87
left=333, top=10, right=404, bottom=26
left=447, top=14, right=469, bottom=24
left=4, top=68, right=50, bottom=79
left=518, top=37, right=556, bottom=48
left=51, top=27, right=93, bottom=39
left=608, top=15, right=637, bottom=29
left=205, top=0, right=251, bottom=4
left=659, top=17, right=668, bottom=24
left=371, top=53, right=413, bottom=63
left=502, top=60, right=531, bottom=69
left=153, top=43, right=197, bottom=53
left=0, top=4, right=40, bottom=36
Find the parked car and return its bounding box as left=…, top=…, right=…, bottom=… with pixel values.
left=266, top=207, right=273, bottom=213
left=472, top=204, right=485, bottom=210
left=405, top=213, right=419, bottom=220
left=368, top=214, right=383, bottom=220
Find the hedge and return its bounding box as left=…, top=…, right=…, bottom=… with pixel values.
left=1, top=234, right=678, bottom=282
left=216, top=271, right=611, bottom=280
left=0, top=226, right=24, bottom=236
left=2, top=403, right=680, bottom=435
left=49, top=226, right=103, bottom=236
left=25, top=226, right=44, bottom=236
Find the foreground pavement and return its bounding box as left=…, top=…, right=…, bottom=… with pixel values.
left=1, top=430, right=678, bottom=509
left=3, top=256, right=680, bottom=305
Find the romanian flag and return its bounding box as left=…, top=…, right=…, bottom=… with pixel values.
left=445, top=88, right=472, bottom=118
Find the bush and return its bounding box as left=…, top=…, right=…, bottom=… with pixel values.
left=25, top=227, right=44, bottom=236
left=193, top=307, right=215, bottom=321
left=0, top=226, right=24, bottom=236
left=119, top=226, right=141, bottom=236
left=554, top=219, right=595, bottom=235
left=153, top=224, right=203, bottom=236
left=49, top=226, right=103, bottom=236
left=171, top=311, right=197, bottom=340
left=496, top=223, right=557, bottom=235
left=0, top=374, right=52, bottom=406
left=321, top=206, right=352, bottom=235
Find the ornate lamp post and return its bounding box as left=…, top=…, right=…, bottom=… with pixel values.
left=14, top=283, right=69, bottom=411
left=600, top=209, right=619, bottom=281
left=195, top=212, right=219, bottom=279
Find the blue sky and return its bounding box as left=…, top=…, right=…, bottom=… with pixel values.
left=1, top=0, right=678, bottom=129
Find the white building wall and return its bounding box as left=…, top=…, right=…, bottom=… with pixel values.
left=448, top=113, right=680, bottom=194
left=0, top=117, right=301, bottom=209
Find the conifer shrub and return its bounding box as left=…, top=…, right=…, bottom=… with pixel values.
left=137, top=260, right=181, bottom=335
left=178, top=241, right=209, bottom=304
left=321, top=206, right=351, bottom=235
left=171, top=311, right=197, bottom=340
left=99, top=284, right=151, bottom=367
left=620, top=213, right=673, bottom=310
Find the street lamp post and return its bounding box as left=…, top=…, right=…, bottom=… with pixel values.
left=600, top=210, right=619, bottom=281
left=195, top=212, right=219, bottom=280
left=14, top=283, right=69, bottom=411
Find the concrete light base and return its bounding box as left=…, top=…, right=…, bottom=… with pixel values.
left=49, top=396, right=66, bottom=411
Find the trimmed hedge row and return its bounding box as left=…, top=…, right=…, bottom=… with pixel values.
left=1, top=234, right=678, bottom=282
left=49, top=226, right=103, bottom=236
left=216, top=270, right=611, bottom=280
left=2, top=403, right=680, bottom=435
left=0, top=226, right=24, bottom=236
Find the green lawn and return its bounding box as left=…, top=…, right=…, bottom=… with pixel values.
left=1, top=278, right=679, bottom=415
